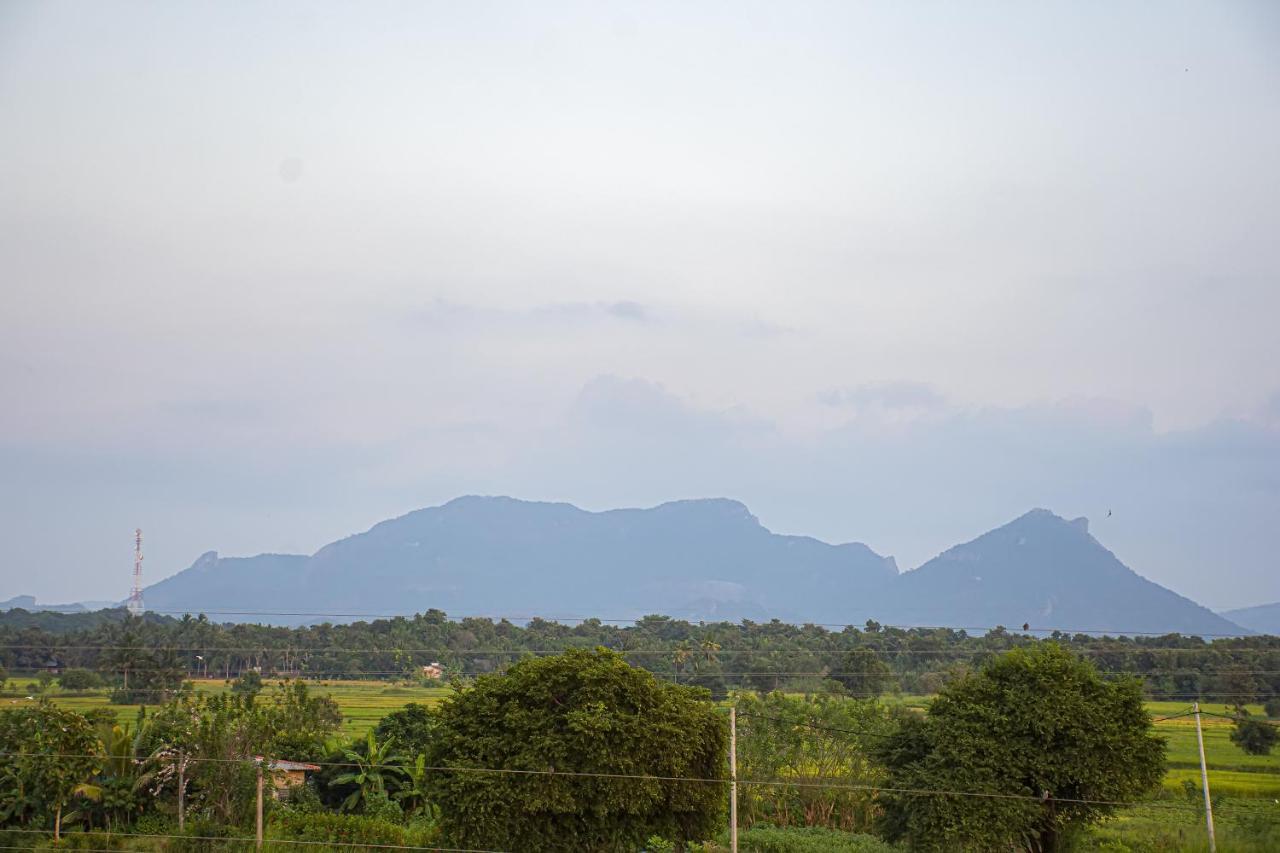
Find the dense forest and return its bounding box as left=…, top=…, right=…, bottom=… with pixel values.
left=1, top=607, right=1276, bottom=703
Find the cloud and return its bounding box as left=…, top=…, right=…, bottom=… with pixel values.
left=405, top=299, right=656, bottom=332
left=819, top=381, right=946, bottom=411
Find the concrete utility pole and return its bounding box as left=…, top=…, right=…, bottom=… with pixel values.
left=1193, top=702, right=1216, bottom=852
left=729, top=706, right=738, bottom=853
left=256, top=761, right=265, bottom=850
left=177, top=752, right=185, bottom=831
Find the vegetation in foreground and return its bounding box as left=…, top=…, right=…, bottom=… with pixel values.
left=4, top=641, right=1274, bottom=851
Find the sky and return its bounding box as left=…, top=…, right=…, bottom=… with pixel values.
left=1, top=1, right=1278, bottom=612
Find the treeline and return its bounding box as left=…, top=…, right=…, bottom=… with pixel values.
left=1, top=608, right=1278, bottom=702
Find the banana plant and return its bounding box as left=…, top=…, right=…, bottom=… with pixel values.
left=330, top=732, right=408, bottom=813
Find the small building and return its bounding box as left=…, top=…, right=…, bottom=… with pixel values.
left=42, top=658, right=62, bottom=675
left=254, top=757, right=321, bottom=800
left=421, top=661, right=445, bottom=680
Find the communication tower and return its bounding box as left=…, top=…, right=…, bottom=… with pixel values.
left=127, top=528, right=145, bottom=616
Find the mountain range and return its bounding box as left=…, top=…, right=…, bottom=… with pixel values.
left=1220, top=602, right=1280, bottom=635
left=106, top=496, right=1250, bottom=635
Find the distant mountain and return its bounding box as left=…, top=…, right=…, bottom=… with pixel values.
left=135, top=498, right=1252, bottom=636
left=868, top=509, right=1247, bottom=636
left=142, top=497, right=898, bottom=626
left=1220, top=602, right=1280, bottom=635
left=0, top=595, right=99, bottom=614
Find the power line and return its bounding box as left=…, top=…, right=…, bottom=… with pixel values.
left=0, top=751, right=1263, bottom=813
left=11, top=606, right=1271, bottom=639
left=736, top=712, right=898, bottom=739
left=17, top=663, right=1280, bottom=677
left=0, top=828, right=506, bottom=851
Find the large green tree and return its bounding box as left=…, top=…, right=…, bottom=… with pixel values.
left=0, top=703, right=103, bottom=840
left=425, top=647, right=727, bottom=851
left=874, top=644, right=1165, bottom=852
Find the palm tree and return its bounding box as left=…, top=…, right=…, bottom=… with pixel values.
left=331, top=732, right=408, bottom=813
left=672, top=641, right=693, bottom=682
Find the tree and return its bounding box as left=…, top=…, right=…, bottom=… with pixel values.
left=330, top=731, right=407, bottom=813
left=1230, top=709, right=1279, bottom=756
left=834, top=650, right=895, bottom=697
left=426, top=647, right=727, bottom=852
left=59, top=668, right=104, bottom=691
left=1264, top=697, right=1280, bottom=719
left=0, top=703, right=103, bottom=841
left=375, top=702, right=437, bottom=758
left=874, top=644, right=1165, bottom=853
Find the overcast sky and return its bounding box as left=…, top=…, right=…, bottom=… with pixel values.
left=2, top=1, right=1278, bottom=612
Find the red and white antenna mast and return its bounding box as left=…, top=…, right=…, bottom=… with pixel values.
left=127, top=528, right=145, bottom=616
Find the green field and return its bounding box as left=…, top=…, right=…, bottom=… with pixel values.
left=4, top=678, right=453, bottom=737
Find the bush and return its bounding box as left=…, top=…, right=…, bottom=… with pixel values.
left=39, top=830, right=127, bottom=849
left=1265, top=697, right=1280, bottom=719
left=131, top=812, right=177, bottom=836
left=166, top=819, right=242, bottom=853
left=83, top=707, right=118, bottom=727
left=734, top=826, right=897, bottom=853
left=231, top=671, right=263, bottom=697
left=271, top=811, right=409, bottom=846
left=58, top=668, right=103, bottom=691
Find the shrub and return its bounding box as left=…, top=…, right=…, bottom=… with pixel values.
left=39, top=830, right=126, bottom=850
left=271, top=811, right=409, bottom=846
left=231, top=671, right=263, bottom=698
left=734, top=826, right=897, bottom=852
left=1265, top=697, right=1280, bottom=719
left=166, top=819, right=240, bottom=853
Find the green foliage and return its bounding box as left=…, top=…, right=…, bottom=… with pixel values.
left=426, top=647, right=727, bottom=852
left=138, top=682, right=342, bottom=826
left=874, top=644, right=1166, bottom=853
left=1265, top=697, right=1280, bottom=719
left=833, top=651, right=895, bottom=698
left=231, top=671, right=263, bottom=698
left=393, top=753, right=436, bottom=819
left=329, top=731, right=407, bottom=813
left=374, top=702, right=436, bottom=756
left=0, top=702, right=103, bottom=839
left=4, top=606, right=1280, bottom=704
left=734, top=825, right=898, bottom=852
left=58, top=669, right=103, bottom=691
left=1230, top=712, right=1279, bottom=756
left=735, top=692, right=896, bottom=833
left=271, top=809, right=435, bottom=846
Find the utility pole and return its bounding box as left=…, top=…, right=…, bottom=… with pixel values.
left=729, top=706, right=738, bottom=853
left=1194, top=702, right=1216, bottom=852
left=256, top=761, right=265, bottom=850
left=177, top=752, right=185, bottom=831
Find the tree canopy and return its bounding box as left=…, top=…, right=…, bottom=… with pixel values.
left=875, top=644, right=1165, bottom=853
left=425, top=647, right=727, bottom=851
